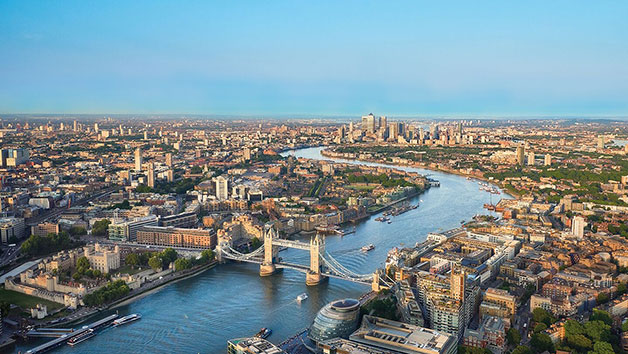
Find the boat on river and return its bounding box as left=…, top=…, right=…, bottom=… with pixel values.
left=361, top=244, right=375, bottom=252
left=67, top=329, right=95, bottom=347
left=296, top=293, right=308, bottom=302
left=112, top=313, right=142, bottom=327
left=255, top=327, right=272, bottom=339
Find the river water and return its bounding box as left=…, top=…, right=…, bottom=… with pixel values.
left=18, top=146, right=508, bottom=354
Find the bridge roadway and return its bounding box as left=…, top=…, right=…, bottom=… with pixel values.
left=271, top=238, right=311, bottom=251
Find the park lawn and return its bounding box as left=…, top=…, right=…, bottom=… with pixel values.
left=0, top=287, right=64, bottom=311
left=114, top=264, right=144, bottom=275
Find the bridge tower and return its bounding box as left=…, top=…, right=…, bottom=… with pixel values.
left=259, top=226, right=278, bottom=276
left=306, top=232, right=327, bottom=285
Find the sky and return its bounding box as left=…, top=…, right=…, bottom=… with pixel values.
left=1, top=1, right=628, bottom=117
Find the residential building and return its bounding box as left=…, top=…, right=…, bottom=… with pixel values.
left=137, top=226, right=216, bottom=249
left=31, top=222, right=61, bottom=237
left=108, top=215, right=158, bottom=241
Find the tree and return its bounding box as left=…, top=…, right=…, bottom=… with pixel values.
left=511, top=346, right=532, bottom=354
left=533, top=323, right=548, bottom=333
left=584, top=320, right=611, bottom=342
left=507, top=327, right=522, bottom=346
left=72, top=272, right=81, bottom=281
left=174, top=258, right=190, bottom=271
left=92, top=219, right=111, bottom=236
left=135, top=184, right=152, bottom=193
left=0, top=301, right=10, bottom=319
left=590, top=309, right=612, bottom=325
left=69, top=226, right=87, bottom=237
left=250, top=237, right=262, bottom=250
left=566, top=334, right=592, bottom=352
left=588, top=341, right=614, bottom=354
left=77, top=256, right=90, bottom=270
left=125, top=253, right=140, bottom=267
left=148, top=256, right=162, bottom=271
left=616, top=282, right=626, bottom=296
left=532, top=307, right=555, bottom=326
left=596, top=292, right=609, bottom=304
left=564, top=319, right=585, bottom=337
left=160, top=248, right=178, bottom=265
left=200, top=249, right=215, bottom=263
left=530, top=333, right=554, bottom=353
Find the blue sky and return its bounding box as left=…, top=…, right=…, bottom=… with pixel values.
left=1, top=1, right=627, bottom=116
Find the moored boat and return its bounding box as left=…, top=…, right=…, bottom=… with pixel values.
left=112, top=313, right=142, bottom=327
left=67, top=329, right=95, bottom=346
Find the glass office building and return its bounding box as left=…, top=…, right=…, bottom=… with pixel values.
left=308, top=298, right=360, bottom=344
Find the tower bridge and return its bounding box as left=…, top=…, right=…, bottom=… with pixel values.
left=217, top=227, right=389, bottom=288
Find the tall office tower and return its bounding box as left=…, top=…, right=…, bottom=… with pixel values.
left=398, top=122, right=406, bottom=137
left=166, top=169, right=174, bottom=182
left=544, top=154, right=552, bottom=166
left=94, top=123, right=99, bottom=133
left=527, top=152, right=535, bottom=166
left=597, top=135, right=605, bottom=149
left=625, top=143, right=628, bottom=154
left=119, top=124, right=124, bottom=135
left=144, top=131, right=148, bottom=140
left=337, top=125, right=345, bottom=139
left=165, top=153, right=173, bottom=167
left=73, top=120, right=78, bottom=131
left=128, top=128, right=132, bottom=135
left=349, top=122, right=354, bottom=134
left=0, top=148, right=30, bottom=167
left=456, top=121, right=463, bottom=135
left=60, top=122, right=64, bottom=131
left=430, top=124, right=439, bottom=140
left=361, top=113, right=376, bottom=134
left=572, top=216, right=586, bottom=239
left=135, top=147, right=142, bottom=172
left=450, top=267, right=465, bottom=302
left=516, top=146, right=525, bottom=165
left=147, top=162, right=155, bottom=188
left=214, top=176, right=228, bottom=200
left=388, top=122, right=398, bottom=141
left=379, top=116, right=387, bottom=131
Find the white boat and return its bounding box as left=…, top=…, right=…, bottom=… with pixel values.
left=296, top=293, right=308, bottom=302
left=112, top=313, right=142, bottom=327
left=361, top=244, right=375, bottom=252
left=67, top=329, right=95, bottom=346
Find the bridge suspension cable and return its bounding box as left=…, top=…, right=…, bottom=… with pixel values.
left=321, top=252, right=373, bottom=281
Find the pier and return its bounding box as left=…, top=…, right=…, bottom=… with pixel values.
left=25, top=314, right=118, bottom=354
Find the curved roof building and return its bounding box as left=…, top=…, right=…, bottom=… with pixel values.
left=308, top=298, right=360, bottom=344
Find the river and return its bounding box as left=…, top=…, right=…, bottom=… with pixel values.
left=17, top=146, right=509, bottom=354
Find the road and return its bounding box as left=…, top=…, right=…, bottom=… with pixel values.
left=25, top=186, right=121, bottom=226
left=0, top=187, right=120, bottom=270
left=516, top=298, right=531, bottom=343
